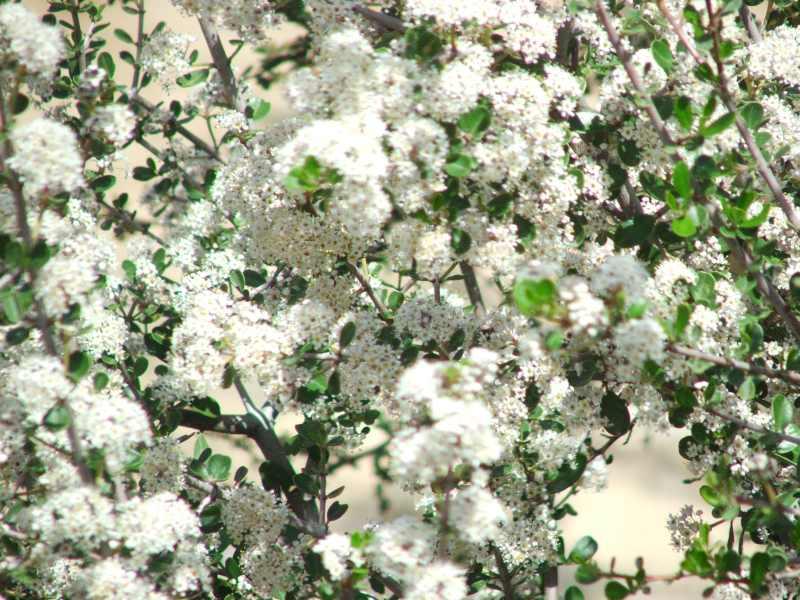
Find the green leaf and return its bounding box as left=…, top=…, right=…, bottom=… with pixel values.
left=772, top=395, right=793, bottom=432
left=5, top=326, right=29, bottom=346
left=403, top=26, right=443, bottom=62
left=701, top=112, right=735, bottom=137
left=601, top=392, right=631, bottom=436
left=98, top=51, right=116, bottom=78
left=207, top=454, right=232, bottom=481
left=193, top=433, right=210, bottom=460
left=618, top=140, right=640, bottom=166
left=575, top=563, right=600, bottom=584
left=699, top=485, right=724, bottom=508
left=93, top=372, right=109, bottom=392
left=615, top=214, right=655, bottom=248
left=513, top=278, right=557, bottom=316
left=296, top=420, right=327, bottom=446
left=548, top=453, right=587, bottom=493
left=690, top=272, right=717, bottom=308
left=68, top=351, right=92, bottom=382
left=132, top=166, right=156, bottom=181
left=200, top=503, right=222, bottom=532
left=458, top=105, right=491, bottom=138
left=544, top=329, right=564, bottom=351
left=246, top=99, right=271, bottom=121
left=738, top=376, right=756, bottom=402
left=740, top=103, right=764, bottom=130
left=605, top=581, right=629, bottom=600
left=450, top=228, right=472, bottom=254
left=749, top=552, right=769, bottom=592
left=91, top=175, right=116, bottom=192
left=113, top=28, right=134, bottom=44
left=672, top=161, right=692, bottom=200
left=176, top=69, right=210, bottom=88
left=671, top=215, right=697, bottom=238
left=327, top=501, right=349, bottom=522
left=11, top=93, right=29, bottom=115
left=569, top=536, right=599, bottom=563
left=43, top=405, right=70, bottom=431
left=565, top=586, right=585, bottom=600
left=339, top=322, right=356, bottom=349
left=444, top=154, right=477, bottom=178
left=651, top=39, right=674, bottom=73
left=675, top=96, right=694, bottom=131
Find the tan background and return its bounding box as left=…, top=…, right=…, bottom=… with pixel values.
left=23, top=1, right=730, bottom=596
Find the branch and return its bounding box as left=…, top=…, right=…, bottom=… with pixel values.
left=706, top=407, right=800, bottom=447
left=0, top=78, right=93, bottom=486
left=352, top=5, right=405, bottom=32
left=657, top=0, right=800, bottom=231
left=738, top=4, right=762, bottom=43
left=669, top=344, right=800, bottom=387
left=198, top=16, right=238, bottom=109
left=595, top=0, right=676, bottom=147
left=543, top=565, right=558, bottom=600
left=349, top=262, right=390, bottom=320
left=130, top=96, right=221, bottom=161
left=491, top=545, right=515, bottom=600
left=460, top=261, right=485, bottom=314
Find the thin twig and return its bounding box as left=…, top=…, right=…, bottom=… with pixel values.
left=669, top=344, right=800, bottom=387
left=738, top=4, right=762, bottom=42
left=352, top=5, right=406, bottom=32
left=349, top=262, right=390, bottom=320
left=130, top=95, right=221, bottom=160
left=460, top=261, right=485, bottom=313
left=131, top=0, right=146, bottom=91
left=491, top=545, right=516, bottom=600
left=595, top=0, right=676, bottom=147
left=707, top=407, right=800, bottom=446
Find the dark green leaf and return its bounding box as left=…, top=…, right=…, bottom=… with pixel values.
left=11, top=93, right=29, bottom=115
left=575, top=563, right=600, bottom=584
left=605, top=581, right=629, bottom=600
left=450, top=228, right=472, bottom=254
left=98, top=51, right=116, bottom=78
left=614, top=215, right=655, bottom=248
left=327, top=501, right=348, bottom=521
left=675, top=96, right=694, bottom=131
left=5, top=326, right=29, bottom=345
left=749, top=552, right=769, bottom=592
left=68, top=351, right=92, bottom=381
left=601, top=392, right=631, bottom=436
left=113, top=28, right=134, bottom=44
left=565, top=586, right=585, bottom=600
left=91, top=175, right=116, bottom=192
left=339, top=322, right=356, bottom=349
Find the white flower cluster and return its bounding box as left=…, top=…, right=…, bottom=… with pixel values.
left=7, top=119, right=84, bottom=197
left=0, top=4, right=64, bottom=80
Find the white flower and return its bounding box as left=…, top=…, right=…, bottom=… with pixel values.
left=314, top=533, right=361, bottom=580
left=8, top=119, right=84, bottom=197
left=0, top=4, right=64, bottom=79
left=221, top=486, right=288, bottom=546
left=87, top=104, right=137, bottom=147
left=450, top=485, right=509, bottom=544
left=591, top=255, right=650, bottom=302
left=405, top=561, right=467, bottom=600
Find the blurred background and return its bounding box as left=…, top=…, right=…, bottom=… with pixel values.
left=23, top=1, right=732, bottom=596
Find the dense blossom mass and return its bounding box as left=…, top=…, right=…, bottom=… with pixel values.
left=2, top=0, right=800, bottom=599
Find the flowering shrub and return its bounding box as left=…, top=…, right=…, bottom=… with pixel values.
left=3, top=0, right=800, bottom=598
